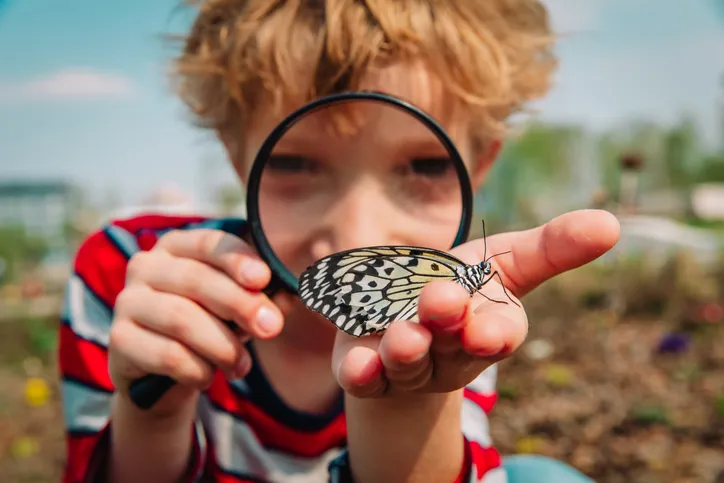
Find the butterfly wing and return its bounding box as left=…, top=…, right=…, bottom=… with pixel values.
left=299, top=246, right=465, bottom=337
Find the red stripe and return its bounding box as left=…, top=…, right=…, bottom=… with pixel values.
left=59, top=324, right=113, bottom=391
left=469, top=440, right=502, bottom=481
left=214, top=472, right=261, bottom=483
left=111, top=214, right=209, bottom=234
left=63, top=426, right=110, bottom=483
left=136, top=231, right=159, bottom=251
left=182, top=424, right=206, bottom=483
left=73, top=229, right=128, bottom=308
left=463, top=388, right=498, bottom=414
left=454, top=434, right=473, bottom=483
left=206, top=372, right=346, bottom=457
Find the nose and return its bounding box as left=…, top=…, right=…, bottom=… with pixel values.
left=311, top=180, right=399, bottom=259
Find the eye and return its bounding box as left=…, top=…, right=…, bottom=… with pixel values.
left=409, top=157, right=453, bottom=177
left=267, top=155, right=320, bottom=173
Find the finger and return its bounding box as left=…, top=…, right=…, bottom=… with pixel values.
left=153, top=229, right=271, bottom=291
left=417, top=280, right=472, bottom=355
left=116, top=285, right=251, bottom=378
left=454, top=209, right=621, bottom=297
left=333, top=332, right=387, bottom=398
left=109, top=318, right=220, bottom=390
left=126, top=251, right=283, bottom=338
left=377, top=321, right=433, bottom=391
left=461, top=302, right=528, bottom=359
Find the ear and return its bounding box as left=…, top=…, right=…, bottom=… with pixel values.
left=470, top=139, right=502, bottom=191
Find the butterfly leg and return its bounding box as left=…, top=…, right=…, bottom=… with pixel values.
left=476, top=290, right=507, bottom=305
left=484, top=270, right=521, bottom=308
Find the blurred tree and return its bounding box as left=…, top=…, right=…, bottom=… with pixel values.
left=480, top=122, right=585, bottom=229
left=0, top=225, right=49, bottom=283
left=695, top=154, right=724, bottom=183
left=663, top=117, right=699, bottom=189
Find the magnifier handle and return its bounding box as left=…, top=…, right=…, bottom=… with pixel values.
left=128, top=374, right=176, bottom=409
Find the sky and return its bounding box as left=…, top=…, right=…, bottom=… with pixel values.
left=0, top=0, right=723, bottom=207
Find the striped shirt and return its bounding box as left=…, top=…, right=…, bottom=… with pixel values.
left=59, top=214, right=506, bottom=483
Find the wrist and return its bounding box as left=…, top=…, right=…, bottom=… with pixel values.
left=345, top=388, right=462, bottom=413
left=344, top=390, right=465, bottom=483
left=114, top=388, right=199, bottom=431
left=107, top=392, right=200, bottom=483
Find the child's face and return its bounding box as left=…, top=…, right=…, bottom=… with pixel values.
left=229, top=62, right=497, bottom=333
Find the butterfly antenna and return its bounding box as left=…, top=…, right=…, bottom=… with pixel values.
left=485, top=250, right=512, bottom=263
left=481, top=218, right=487, bottom=261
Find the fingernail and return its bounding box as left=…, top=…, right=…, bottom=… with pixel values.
left=239, top=259, right=269, bottom=285
left=255, top=306, right=282, bottom=336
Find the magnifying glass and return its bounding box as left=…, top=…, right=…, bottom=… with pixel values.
left=129, top=91, right=473, bottom=409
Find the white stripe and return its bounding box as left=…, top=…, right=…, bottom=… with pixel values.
left=461, top=397, right=493, bottom=447
left=467, top=364, right=497, bottom=395
left=62, top=379, right=111, bottom=433
left=105, top=224, right=140, bottom=258
left=199, top=396, right=342, bottom=482
left=478, top=466, right=507, bottom=483
left=65, top=273, right=113, bottom=347
left=191, top=419, right=209, bottom=483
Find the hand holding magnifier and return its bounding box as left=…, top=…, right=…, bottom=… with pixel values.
left=128, top=91, right=516, bottom=410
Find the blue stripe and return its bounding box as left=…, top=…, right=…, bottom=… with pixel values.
left=67, top=270, right=113, bottom=312
left=104, top=224, right=140, bottom=259
left=62, top=378, right=112, bottom=434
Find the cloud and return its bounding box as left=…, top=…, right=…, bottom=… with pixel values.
left=0, top=68, right=134, bottom=102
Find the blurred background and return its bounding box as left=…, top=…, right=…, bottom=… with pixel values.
left=0, top=1, right=723, bottom=482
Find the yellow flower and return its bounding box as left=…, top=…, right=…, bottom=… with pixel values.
left=515, top=437, right=545, bottom=454
left=24, top=377, right=50, bottom=407
left=544, top=364, right=574, bottom=388
left=10, top=436, right=38, bottom=459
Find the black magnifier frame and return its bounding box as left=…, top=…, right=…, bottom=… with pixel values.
left=129, top=90, right=473, bottom=410
left=246, top=90, right=474, bottom=296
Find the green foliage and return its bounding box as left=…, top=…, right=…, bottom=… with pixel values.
left=0, top=225, right=49, bottom=283
left=479, top=113, right=722, bottom=230
left=629, top=404, right=670, bottom=426
left=694, top=153, right=724, bottom=183
left=22, top=317, right=57, bottom=361
left=716, top=395, right=724, bottom=418
left=216, top=184, right=244, bottom=215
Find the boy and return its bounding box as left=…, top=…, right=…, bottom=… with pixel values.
left=59, top=1, right=620, bottom=482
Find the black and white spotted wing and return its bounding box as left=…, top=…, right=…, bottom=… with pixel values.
left=298, top=246, right=468, bottom=337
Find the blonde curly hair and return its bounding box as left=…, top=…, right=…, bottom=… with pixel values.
left=170, top=0, right=557, bottom=152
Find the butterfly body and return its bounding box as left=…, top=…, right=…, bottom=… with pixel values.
left=453, top=262, right=492, bottom=295
left=298, top=233, right=516, bottom=337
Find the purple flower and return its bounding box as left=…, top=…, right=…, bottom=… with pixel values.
left=657, top=332, right=690, bottom=354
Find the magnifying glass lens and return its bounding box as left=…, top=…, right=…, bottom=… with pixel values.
left=257, top=99, right=464, bottom=278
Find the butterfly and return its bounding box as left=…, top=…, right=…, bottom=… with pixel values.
left=298, top=220, right=519, bottom=337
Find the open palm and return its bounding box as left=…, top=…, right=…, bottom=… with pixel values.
left=331, top=209, right=621, bottom=397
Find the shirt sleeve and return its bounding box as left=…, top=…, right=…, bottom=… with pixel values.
left=59, top=224, right=208, bottom=483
